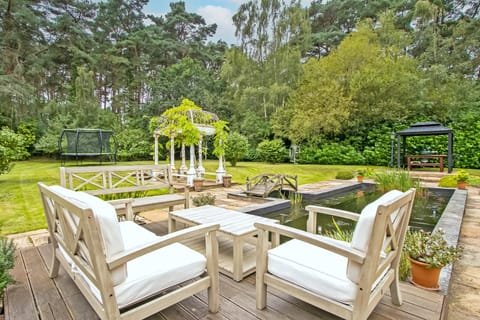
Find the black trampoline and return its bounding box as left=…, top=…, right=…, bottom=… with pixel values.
left=59, top=129, right=117, bottom=164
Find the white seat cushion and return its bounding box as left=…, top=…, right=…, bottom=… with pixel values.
left=113, top=242, right=206, bottom=308
left=268, top=239, right=357, bottom=303
left=347, top=190, right=403, bottom=283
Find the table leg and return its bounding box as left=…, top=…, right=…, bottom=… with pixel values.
left=233, top=237, right=244, bottom=281
left=271, top=232, right=280, bottom=248
left=168, top=215, right=176, bottom=233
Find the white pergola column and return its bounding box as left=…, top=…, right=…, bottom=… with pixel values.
left=216, top=139, right=226, bottom=183
left=153, top=129, right=160, bottom=166
left=152, top=129, right=160, bottom=181
left=197, top=136, right=205, bottom=176
left=179, top=143, right=187, bottom=174
left=187, top=144, right=196, bottom=186
left=169, top=134, right=176, bottom=172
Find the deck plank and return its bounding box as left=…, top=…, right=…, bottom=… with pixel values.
left=36, top=245, right=99, bottom=320
left=4, top=251, right=39, bottom=320
left=6, top=221, right=444, bottom=320
left=21, top=247, right=72, bottom=320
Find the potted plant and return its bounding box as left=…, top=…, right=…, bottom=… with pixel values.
left=455, top=170, right=469, bottom=190
left=222, top=174, right=232, bottom=188
left=403, top=229, right=461, bottom=289
left=193, top=177, right=204, bottom=192
left=192, top=193, right=216, bottom=207
left=356, top=170, right=365, bottom=183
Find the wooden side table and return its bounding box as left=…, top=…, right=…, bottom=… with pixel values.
left=169, top=205, right=279, bottom=281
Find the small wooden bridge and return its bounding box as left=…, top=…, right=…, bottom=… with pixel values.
left=245, top=174, right=298, bottom=197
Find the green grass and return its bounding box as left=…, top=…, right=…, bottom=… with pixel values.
left=1, top=158, right=479, bottom=236
left=0, top=159, right=370, bottom=236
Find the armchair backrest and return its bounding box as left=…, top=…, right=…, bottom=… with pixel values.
left=347, top=189, right=415, bottom=284
left=39, top=184, right=127, bottom=287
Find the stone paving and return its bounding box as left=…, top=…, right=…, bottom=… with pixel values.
left=8, top=177, right=480, bottom=319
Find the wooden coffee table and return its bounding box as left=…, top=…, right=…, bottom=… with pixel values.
left=169, top=205, right=278, bottom=281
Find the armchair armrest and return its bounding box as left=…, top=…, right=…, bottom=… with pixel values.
left=107, top=223, right=220, bottom=270
left=108, top=198, right=134, bottom=221
left=254, top=222, right=365, bottom=264
left=305, top=205, right=360, bottom=234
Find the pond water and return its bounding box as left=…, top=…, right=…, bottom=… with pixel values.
left=262, top=184, right=453, bottom=234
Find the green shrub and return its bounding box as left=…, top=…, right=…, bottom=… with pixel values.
left=298, top=143, right=364, bottom=165
left=256, top=139, right=288, bottom=163
left=336, top=170, right=354, bottom=180
left=192, top=193, right=216, bottom=207
left=116, top=128, right=152, bottom=161
left=0, top=237, right=15, bottom=297
left=225, top=132, right=250, bottom=167
left=438, top=174, right=457, bottom=188
left=0, top=127, right=30, bottom=174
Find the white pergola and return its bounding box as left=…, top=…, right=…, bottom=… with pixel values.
left=153, top=109, right=226, bottom=186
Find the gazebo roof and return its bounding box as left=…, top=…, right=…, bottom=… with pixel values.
left=396, top=122, right=452, bottom=136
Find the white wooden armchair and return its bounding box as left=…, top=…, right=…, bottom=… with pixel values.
left=255, top=189, right=416, bottom=320
left=38, top=183, right=219, bottom=320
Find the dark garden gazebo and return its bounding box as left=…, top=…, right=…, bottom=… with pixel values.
left=396, top=122, right=453, bottom=173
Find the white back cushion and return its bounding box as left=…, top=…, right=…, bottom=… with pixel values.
left=49, top=185, right=127, bottom=285
left=347, top=190, right=403, bottom=283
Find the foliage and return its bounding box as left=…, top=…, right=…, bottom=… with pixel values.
left=0, top=127, right=29, bottom=174
left=455, top=170, right=469, bottom=183
left=438, top=174, right=458, bottom=188
left=115, top=128, right=152, bottom=161
left=0, top=237, right=15, bottom=296
left=256, top=139, right=288, bottom=164
left=225, top=132, right=250, bottom=167
left=404, top=229, right=461, bottom=269
left=158, top=99, right=203, bottom=146
left=399, top=250, right=411, bottom=282
left=335, top=171, right=354, bottom=180
left=213, top=120, right=229, bottom=158
left=16, top=121, right=38, bottom=152
left=192, top=193, right=216, bottom=207
left=374, top=170, right=422, bottom=193
left=297, top=143, right=364, bottom=165
left=323, top=218, right=353, bottom=242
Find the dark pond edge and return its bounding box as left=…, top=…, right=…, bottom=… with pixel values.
left=227, top=191, right=291, bottom=215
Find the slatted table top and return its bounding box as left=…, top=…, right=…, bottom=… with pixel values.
left=170, top=205, right=278, bottom=236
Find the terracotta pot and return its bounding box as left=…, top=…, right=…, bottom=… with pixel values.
left=357, top=176, right=364, bottom=183
left=457, top=181, right=467, bottom=190
left=222, top=175, right=232, bottom=188
left=407, top=255, right=442, bottom=289
left=193, top=179, right=204, bottom=192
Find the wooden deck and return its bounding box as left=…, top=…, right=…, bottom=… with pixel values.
left=5, top=221, right=446, bottom=320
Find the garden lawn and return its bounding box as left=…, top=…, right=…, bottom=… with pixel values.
left=2, top=158, right=478, bottom=236
left=0, top=159, right=371, bottom=236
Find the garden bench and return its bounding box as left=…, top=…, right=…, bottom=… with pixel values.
left=60, top=164, right=189, bottom=220
left=38, top=183, right=219, bottom=319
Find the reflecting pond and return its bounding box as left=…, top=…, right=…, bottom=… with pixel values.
left=262, top=184, right=453, bottom=233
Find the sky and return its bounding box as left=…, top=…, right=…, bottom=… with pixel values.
left=144, top=1, right=246, bottom=44
left=144, top=1, right=313, bottom=45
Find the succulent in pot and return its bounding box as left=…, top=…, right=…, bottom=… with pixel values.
left=403, top=229, right=461, bottom=289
